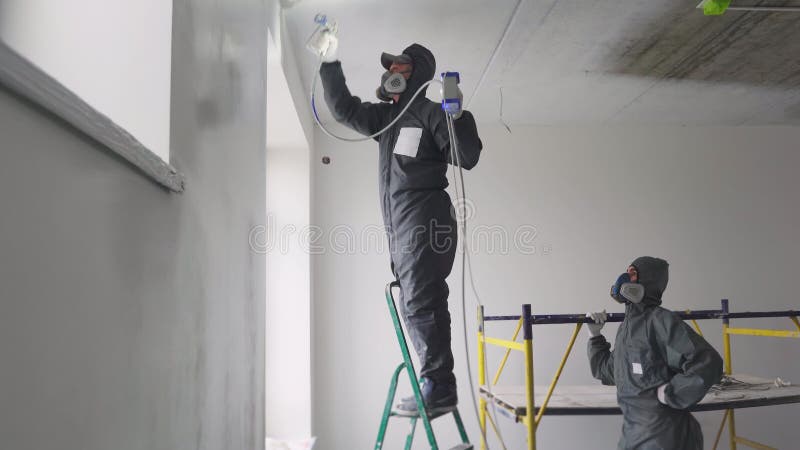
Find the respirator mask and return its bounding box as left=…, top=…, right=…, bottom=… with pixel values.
left=376, top=70, right=410, bottom=102
left=610, top=272, right=645, bottom=304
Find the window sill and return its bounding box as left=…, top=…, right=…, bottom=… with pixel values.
left=0, top=40, right=185, bottom=192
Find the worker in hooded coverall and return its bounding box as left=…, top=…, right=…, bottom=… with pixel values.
left=586, top=256, right=723, bottom=449
left=317, top=38, right=483, bottom=413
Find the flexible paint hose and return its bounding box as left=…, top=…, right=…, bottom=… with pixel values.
left=446, top=115, right=507, bottom=450
left=310, top=59, right=440, bottom=142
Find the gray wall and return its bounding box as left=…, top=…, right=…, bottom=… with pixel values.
left=311, top=124, right=800, bottom=449
left=0, top=1, right=266, bottom=449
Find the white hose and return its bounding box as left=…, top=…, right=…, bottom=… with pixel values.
left=446, top=115, right=507, bottom=450
left=310, top=58, right=441, bottom=142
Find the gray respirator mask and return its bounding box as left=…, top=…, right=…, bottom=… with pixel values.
left=376, top=71, right=408, bottom=102
left=610, top=272, right=645, bottom=304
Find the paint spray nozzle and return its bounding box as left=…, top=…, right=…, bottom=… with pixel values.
left=305, top=13, right=338, bottom=56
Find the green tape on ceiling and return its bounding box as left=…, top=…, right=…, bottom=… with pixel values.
left=703, top=0, right=732, bottom=15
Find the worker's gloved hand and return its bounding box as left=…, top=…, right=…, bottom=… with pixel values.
left=451, top=86, right=463, bottom=120
left=321, top=32, right=338, bottom=63
left=308, top=29, right=338, bottom=62
left=657, top=383, right=668, bottom=404
left=586, top=310, right=607, bottom=338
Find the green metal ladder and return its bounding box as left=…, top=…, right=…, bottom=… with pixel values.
left=375, top=281, right=473, bottom=450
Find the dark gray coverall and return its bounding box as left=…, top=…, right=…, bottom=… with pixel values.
left=319, top=43, right=483, bottom=384
left=588, top=256, right=723, bottom=449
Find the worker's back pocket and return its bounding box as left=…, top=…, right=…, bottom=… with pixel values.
left=393, top=127, right=422, bottom=158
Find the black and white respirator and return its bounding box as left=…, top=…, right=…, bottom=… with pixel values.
left=610, top=273, right=645, bottom=304
left=376, top=71, right=409, bottom=102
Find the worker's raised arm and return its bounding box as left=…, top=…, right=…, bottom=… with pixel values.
left=586, top=311, right=616, bottom=385
left=319, top=61, right=390, bottom=140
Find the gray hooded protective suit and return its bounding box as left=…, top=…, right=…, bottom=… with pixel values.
left=588, top=256, right=723, bottom=449
left=319, top=44, right=483, bottom=384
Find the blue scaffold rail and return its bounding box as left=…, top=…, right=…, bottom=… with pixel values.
left=483, top=309, right=799, bottom=325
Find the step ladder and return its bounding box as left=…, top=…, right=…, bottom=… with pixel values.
left=375, top=281, right=473, bottom=450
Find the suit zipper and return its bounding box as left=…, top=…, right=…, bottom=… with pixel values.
left=385, top=107, right=398, bottom=232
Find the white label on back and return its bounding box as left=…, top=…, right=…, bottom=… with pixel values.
left=393, top=127, right=423, bottom=158
left=632, top=363, right=643, bottom=375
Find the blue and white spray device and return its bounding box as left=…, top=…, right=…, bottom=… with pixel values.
left=440, top=71, right=462, bottom=117
left=305, top=13, right=337, bottom=57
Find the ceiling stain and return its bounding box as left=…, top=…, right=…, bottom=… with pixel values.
left=606, top=0, right=800, bottom=87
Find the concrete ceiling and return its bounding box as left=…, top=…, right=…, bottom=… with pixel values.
left=283, top=0, right=800, bottom=126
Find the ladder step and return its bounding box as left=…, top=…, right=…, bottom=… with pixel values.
left=376, top=283, right=472, bottom=450
left=390, top=406, right=457, bottom=419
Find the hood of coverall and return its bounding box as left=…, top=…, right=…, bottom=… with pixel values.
left=394, top=43, right=436, bottom=106
left=629, top=256, right=669, bottom=306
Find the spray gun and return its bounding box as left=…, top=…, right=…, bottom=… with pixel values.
left=305, top=13, right=338, bottom=57
left=440, top=72, right=463, bottom=118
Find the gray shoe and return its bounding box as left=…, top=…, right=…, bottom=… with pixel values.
left=395, top=377, right=457, bottom=414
